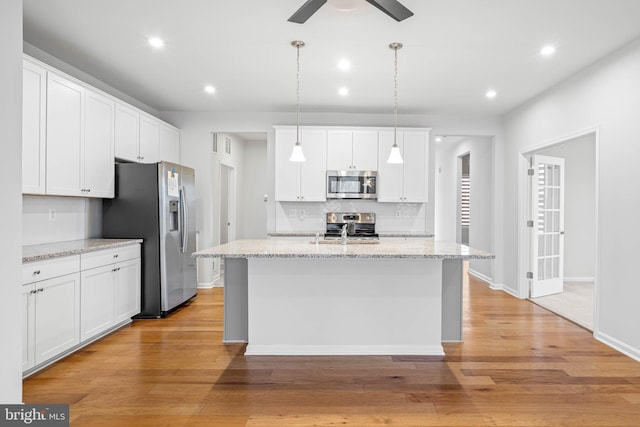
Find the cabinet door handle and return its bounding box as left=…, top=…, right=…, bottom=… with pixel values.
left=113, top=254, right=119, bottom=258
left=37, top=288, right=44, bottom=293
left=30, top=289, right=37, bottom=294
left=33, top=270, right=41, bottom=275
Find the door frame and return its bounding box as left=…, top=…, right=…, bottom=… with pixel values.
left=219, top=160, right=237, bottom=244
left=517, top=126, right=600, bottom=330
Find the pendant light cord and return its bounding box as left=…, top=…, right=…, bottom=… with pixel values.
left=394, top=45, right=398, bottom=138
left=296, top=43, right=301, bottom=144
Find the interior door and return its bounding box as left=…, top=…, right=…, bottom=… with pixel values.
left=531, top=155, right=565, bottom=298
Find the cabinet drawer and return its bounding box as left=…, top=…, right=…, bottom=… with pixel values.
left=22, top=255, right=80, bottom=284
left=81, top=244, right=140, bottom=271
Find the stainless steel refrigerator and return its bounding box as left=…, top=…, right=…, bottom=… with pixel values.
left=102, top=161, right=197, bottom=318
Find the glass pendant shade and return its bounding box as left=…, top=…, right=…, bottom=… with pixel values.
left=289, top=141, right=306, bottom=162
left=387, top=143, right=403, bottom=164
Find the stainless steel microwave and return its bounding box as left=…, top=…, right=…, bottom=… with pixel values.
left=326, top=170, right=377, bottom=199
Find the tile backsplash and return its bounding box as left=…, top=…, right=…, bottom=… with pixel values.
left=274, top=200, right=428, bottom=234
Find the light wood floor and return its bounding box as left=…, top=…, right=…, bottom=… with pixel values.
left=23, top=273, right=640, bottom=426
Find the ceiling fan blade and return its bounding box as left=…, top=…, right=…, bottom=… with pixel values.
left=288, top=0, right=328, bottom=24
left=365, top=0, right=414, bottom=22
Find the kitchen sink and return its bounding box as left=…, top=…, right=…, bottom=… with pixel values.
left=311, top=239, right=380, bottom=245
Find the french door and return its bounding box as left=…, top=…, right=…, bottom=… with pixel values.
left=531, top=155, right=565, bottom=298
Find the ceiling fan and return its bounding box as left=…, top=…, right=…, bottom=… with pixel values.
left=288, top=0, right=414, bottom=24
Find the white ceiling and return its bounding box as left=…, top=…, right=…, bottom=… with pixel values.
left=22, top=0, right=640, bottom=116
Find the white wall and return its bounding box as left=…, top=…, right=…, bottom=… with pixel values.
left=537, top=134, right=596, bottom=280
left=435, top=136, right=494, bottom=282
left=1, top=0, right=24, bottom=403
left=22, top=196, right=102, bottom=246
left=503, top=37, right=640, bottom=360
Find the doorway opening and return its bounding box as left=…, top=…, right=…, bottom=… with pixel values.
left=434, top=135, right=494, bottom=285
left=518, top=129, right=598, bottom=331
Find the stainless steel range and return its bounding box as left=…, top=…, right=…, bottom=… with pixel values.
left=324, top=212, right=378, bottom=240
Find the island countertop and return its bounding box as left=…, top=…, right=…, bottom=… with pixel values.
left=192, top=239, right=494, bottom=260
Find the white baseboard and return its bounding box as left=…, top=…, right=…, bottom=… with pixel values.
left=564, top=277, right=595, bottom=283
left=594, top=331, right=640, bottom=363
left=244, top=344, right=445, bottom=356
left=197, top=281, right=215, bottom=289
left=467, top=268, right=493, bottom=286
left=500, top=285, right=522, bottom=298
left=198, top=271, right=223, bottom=289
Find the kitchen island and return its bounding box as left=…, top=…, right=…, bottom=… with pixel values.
left=193, top=239, right=494, bottom=356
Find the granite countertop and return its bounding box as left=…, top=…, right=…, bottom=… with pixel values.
left=193, top=239, right=494, bottom=260
left=23, top=238, right=143, bottom=263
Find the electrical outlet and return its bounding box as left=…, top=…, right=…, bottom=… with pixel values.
left=48, top=208, right=56, bottom=221
left=395, top=210, right=401, bottom=217
left=299, top=209, right=306, bottom=220
left=289, top=209, right=297, bottom=217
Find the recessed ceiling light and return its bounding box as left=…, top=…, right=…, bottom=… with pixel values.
left=148, top=37, right=165, bottom=48
left=485, top=89, right=497, bottom=99
left=204, top=85, right=216, bottom=94
left=540, top=45, right=556, bottom=57
left=337, top=59, right=351, bottom=70
left=338, top=87, right=349, bottom=96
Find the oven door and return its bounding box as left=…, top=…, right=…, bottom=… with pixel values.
left=326, top=171, right=377, bottom=199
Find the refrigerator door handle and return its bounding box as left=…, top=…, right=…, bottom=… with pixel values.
left=179, top=186, right=188, bottom=253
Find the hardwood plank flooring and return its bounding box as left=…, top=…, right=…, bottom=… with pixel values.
left=22, top=272, right=640, bottom=426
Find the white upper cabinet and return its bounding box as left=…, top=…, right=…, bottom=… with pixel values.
left=115, top=104, right=161, bottom=164
left=352, top=130, right=379, bottom=171
left=22, top=60, right=47, bottom=195
left=139, top=114, right=160, bottom=164
left=45, top=72, right=115, bottom=198
left=327, top=130, right=353, bottom=170
left=159, top=123, right=180, bottom=164
left=377, top=129, right=430, bottom=203
left=22, top=55, right=179, bottom=198
left=114, top=103, right=140, bottom=162
left=274, top=127, right=327, bottom=202
left=402, top=130, right=429, bottom=202
left=327, top=129, right=378, bottom=171
left=83, top=90, right=115, bottom=198
left=45, top=72, right=84, bottom=197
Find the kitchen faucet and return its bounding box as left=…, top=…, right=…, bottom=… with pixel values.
left=341, top=222, right=355, bottom=245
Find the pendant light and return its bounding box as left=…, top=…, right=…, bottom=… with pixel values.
left=387, top=42, right=404, bottom=164
left=289, top=40, right=306, bottom=162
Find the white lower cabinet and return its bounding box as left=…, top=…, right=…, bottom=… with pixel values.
left=22, top=256, right=81, bottom=372
left=114, top=258, right=142, bottom=323
left=80, top=245, right=141, bottom=341
left=80, top=264, right=116, bottom=341
left=22, top=244, right=141, bottom=375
